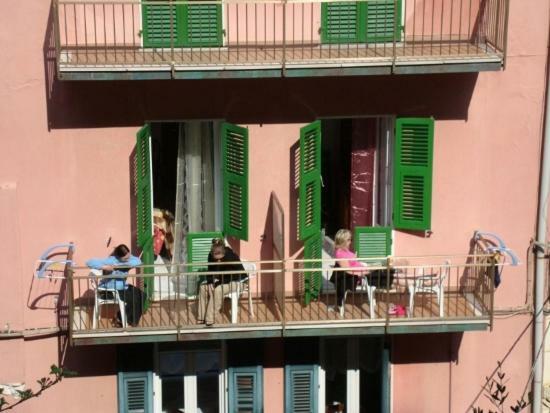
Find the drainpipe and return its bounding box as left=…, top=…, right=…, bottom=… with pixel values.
left=533, top=13, right=550, bottom=413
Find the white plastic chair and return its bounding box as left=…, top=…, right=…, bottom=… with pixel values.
left=227, top=262, right=256, bottom=324
left=408, top=260, right=451, bottom=318
left=90, top=269, right=127, bottom=329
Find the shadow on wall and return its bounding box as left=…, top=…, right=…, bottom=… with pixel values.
left=43, top=5, right=480, bottom=130
left=392, top=332, right=463, bottom=364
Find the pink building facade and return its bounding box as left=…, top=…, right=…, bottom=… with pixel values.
left=0, top=0, right=548, bottom=412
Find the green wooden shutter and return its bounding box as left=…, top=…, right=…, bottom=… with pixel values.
left=229, top=366, right=263, bottom=413
left=366, top=0, right=402, bottom=43
left=142, top=1, right=185, bottom=47
left=354, top=227, right=392, bottom=265
left=136, top=125, right=154, bottom=304
left=186, top=231, right=223, bottom=272
left=118, top=371, right=153, bottom=413
left=303, top=231, right=323, bottom=305
left=182, top=3, right=222, bottom=47
left=299, top=121, right=322, bottom=241
left=321, top=2, right=367, bottom=44
left=222, top=122, right=249, bottom=241
left=285, top=365, right=318, bottom=413
left=393, top=117, right=434, bottom=231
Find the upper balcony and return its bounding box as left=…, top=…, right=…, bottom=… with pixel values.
left=68, top=253, right=497, bottom=345
left=53, top=0, right=509, bottom=80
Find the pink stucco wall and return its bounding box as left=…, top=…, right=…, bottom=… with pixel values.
left=0, top=0, right=548, bottom=411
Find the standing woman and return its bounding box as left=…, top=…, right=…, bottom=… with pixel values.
left=332, top=229, right=365, bottom=311
left=86, top=244, right=144, bottom=326
left=198, top=238, right=246, bottom=326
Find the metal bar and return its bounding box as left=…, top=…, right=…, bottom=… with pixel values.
left=53, top=0, right=62, bottom=75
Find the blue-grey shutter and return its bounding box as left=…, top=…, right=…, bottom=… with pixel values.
left=229, top=366, right=263, bottom=413
left=118, top=371, right=153, bottom=413
left=285, top=365, right=318, bottom=413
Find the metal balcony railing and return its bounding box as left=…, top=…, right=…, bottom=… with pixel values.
left=53, top=0, right=509, bottom=76
left=67, top=253, right=497, bottom=342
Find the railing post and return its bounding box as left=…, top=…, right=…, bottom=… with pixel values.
left=391, top=0, right=397, bottom=73
left=385, top=257, right=391, bottom=329
left=502, top=0, right=510, bottom=69
left=170, top=0, right=175, bottom=63
left=489, top=254, right=496, bottom=331
left=281, top=258, right=286, bottom=330
left=67, top=267, right=75, bottom=346
left=53, top=0, right=62, bottom=78
left=281, top=0, right=287, bottom=76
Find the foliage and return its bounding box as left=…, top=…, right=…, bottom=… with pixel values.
left=472, top=362, right=528, bottom=413
left=0, top=365, right=77, bottom=411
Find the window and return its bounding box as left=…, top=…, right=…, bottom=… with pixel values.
left=142, top=1, right=222, bottom=48
left=321, top=0, right=403, bottom=44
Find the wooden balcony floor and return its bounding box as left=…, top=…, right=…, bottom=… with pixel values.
left=60, top=41, right=500, bottom=69
left=72, top=289, right=482, bottom=332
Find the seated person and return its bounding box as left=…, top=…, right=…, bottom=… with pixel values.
left=197, top=238, right=246, bottom=326
left=330, top=229, right=365, bottom=311
left=86, top=244, right=144, bottom=327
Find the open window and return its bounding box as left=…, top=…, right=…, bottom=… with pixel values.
left=135, top=121, right=249, bottom=299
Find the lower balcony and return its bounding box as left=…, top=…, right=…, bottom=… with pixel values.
left=68, top=254, right=495, bottom=345
left=53, top=0, right=508, bottom=80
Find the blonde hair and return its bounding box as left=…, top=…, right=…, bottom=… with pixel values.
left=334, top=229, right=352, bottom=249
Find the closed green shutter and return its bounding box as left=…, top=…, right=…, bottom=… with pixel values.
left=366, top=0, right=402, bottom=43
left=354, top=226, right=392, bottom=264
left=142, top=1, right=221, bottom=48
left=229, top=366, right=263, bottom=413
left=393, top=117, right=434, bottom=231
left=285, top=365, right=318, bottom=413
left=118, top=371, right=153, bottom=413
left=222, top=122, right=249, bottom=241
left=182, top=3, right=223, bottom=47
left=142, top=0, right=184, bottom=47
left=303, top=231, right=323, bottom=305
left=299, top=121, right=322, bottom=241
left=136, top=125, right=154, bottom=305
left=321, top=0, right=401, bottom=44
left=186, top=231, right=223, bottom=272
left=321, top=2, right=367, bottom=44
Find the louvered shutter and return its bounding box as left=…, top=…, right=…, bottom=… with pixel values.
left=222, top=122, right=249, bottom=241
left=366, top=0, right=402, bottom=43
left=285, top=365, right=318, bottom=413
left=303, top=231, right=323, bottom=305
left=229, top=366, right=263, bottom=413
left=354, top=226, right=391, bottom=265
left=299, top=121, right=322, bottom=241
left=321, top=2, right=367, bottom=44
left=142, top=0, right=184, bottom=47
left=136, top=125, right=154, bottom=305
left=393, top=117, right=434, bottom=231
left=182, top=3, right=222, bottom=47
left=118, top=371, right=153, bottom=413
left=186, top=232, right=224, bottom=272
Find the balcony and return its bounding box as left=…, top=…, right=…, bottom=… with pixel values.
left=53, top=0, right=509, bottom=80
left=68, top=254, right=496, bottom=345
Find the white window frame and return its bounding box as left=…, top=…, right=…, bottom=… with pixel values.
left=153, top=345, right=226, bottom=413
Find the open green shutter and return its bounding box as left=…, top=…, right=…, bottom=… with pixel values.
left=118, top=371, right=153, bottom=413
left=299, top=121, right=322, bottom=241
left=136, top=125, right=154, bottom=305
left=186, top=231, right=223, bottom=271
left=229, top=366, right=263, bottom=413
left=142, top=1, right=184, bottom=47
left=321, top=2, right=367, bottom=44
left=182, top=3, right=222, bottom=46
left=393, top=117, right=434, bottom=231
left=222, top=122, right=249, bottom=241
left=285, top=365, right=318, bottom=413
left=354, top=227, right=392, bottom=263
left=366, top=0, right=402, bottom=43
left=303, top=231, right=323, bottom=305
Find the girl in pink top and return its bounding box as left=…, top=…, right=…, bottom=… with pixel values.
left=331, top=229, right=365, bottom=310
